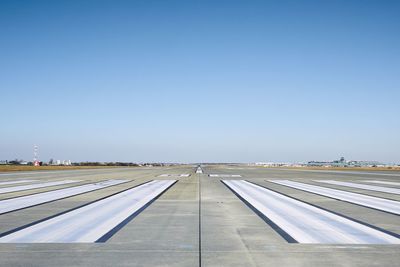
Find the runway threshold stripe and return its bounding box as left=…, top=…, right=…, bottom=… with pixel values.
left=222, top=180, right=400, bottom=244
left=159, top=174, right=190, bottom=177
left=269, top=180, right=400, bottom=215
left=0, top=180, right=130, bottom=214
left=0, top=180, right=38, bottom=186
left=316, top=180, right=400, bottom=195
left=361, top=180, right=400, bottom=186
left=0, top=180, right=81, bottom=194
left=209, top=174, right=241, bottom=177
left=0, top=180, right=176, bottom=243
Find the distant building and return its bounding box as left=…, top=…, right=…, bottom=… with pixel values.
left=308, top=157, right=346, bottom=167
left=252, top=158, right=392, bottom=168
left=51, top=159, right=72, bottom=166
left=62, top=160, right=72, bottom=166
left=347, top=161, right=384, bottom=167
left=254, top=162, right=294, bottom=167
left=307, top=157, right=388, bottom=167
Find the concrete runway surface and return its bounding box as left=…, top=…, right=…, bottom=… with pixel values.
left=0, top=165, right=399, bottom=266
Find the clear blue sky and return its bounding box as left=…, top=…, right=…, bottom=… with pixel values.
left=1, top=0, right=399, bottom=163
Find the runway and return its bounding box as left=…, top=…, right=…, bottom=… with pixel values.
left=0, top=165, right=399, bottom=266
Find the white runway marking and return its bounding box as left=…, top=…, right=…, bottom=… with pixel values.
left=360, top=180, right=400, bottom=186
left=0, top=168, right=133, bottom=177
left=0, top=171, right=74, bottom=176
left=0, top=180, right=176, bottom=243
left=316, top=180, right=400, bottom=195
left=279, top=169, right=400, bottom=177
left=209, top=174, right=241, bottom=177
left=269, top=180, right=400, bottom=215
left=158, top=174, right=190, bottom=177
left=0, top=180, right=38, bottom=186
left=0, top=180, right=129, bottom=214
left=223, top=180, right=400, bottom=244
left=0, top=180, right=81, bottom=194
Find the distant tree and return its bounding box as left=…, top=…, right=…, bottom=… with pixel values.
left=9, top=159, right=20, bottom=165
left=49, top=158, right=54, bottom=165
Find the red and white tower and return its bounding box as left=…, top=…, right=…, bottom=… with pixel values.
left=33, top=145, right=40, bottom=166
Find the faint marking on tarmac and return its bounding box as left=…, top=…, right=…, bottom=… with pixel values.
left=278, top=169, right=400, bottom=177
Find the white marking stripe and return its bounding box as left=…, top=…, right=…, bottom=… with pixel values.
left=361, top=180, right=400, bottom=186
left=0, top=180, right=129, bottom=214
left=0, top=180, right=38, bottom=186
left=0, top=180, right=176, bottom=243
left=316, top=180, right=400, bottom=195
left=282, top=169, right=400, bottom=177
left=223, top=180, right=400, bottom=244
left=269, top=180, right=400, bottom=215
left=0, top=168, right=132, bottom=176
left=209, top=174, right=241, bottom=177
left=0, top=180, right=81, bottom=194
left=159, top=174, right=190, bottom=177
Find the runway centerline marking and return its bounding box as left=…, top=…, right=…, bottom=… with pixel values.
left=0, top=179, right=130, bottom=214
left=0, top=180, right=81, bottom=194
left=316, top=180, right=400, bottom=195
left=222, top=180, right=400, bottom=244
left=269, top=180, right=400, bottom=215
left=0, top=180, right=176, bottom=243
